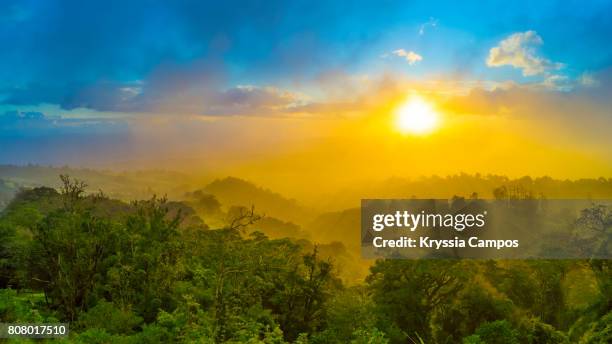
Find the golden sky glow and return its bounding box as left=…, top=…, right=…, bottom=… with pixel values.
left=1, top=2, right=611, bottom=204
left=147, top=77, right=608, bottom=199
left=3, top=73, right=610, bottom=202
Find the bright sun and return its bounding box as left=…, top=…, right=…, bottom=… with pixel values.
left=395, top=95, right=439, bottom=135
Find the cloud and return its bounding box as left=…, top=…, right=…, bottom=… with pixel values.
left=0, top=0, right=410, bottom=114
left=2, top=81, right=145, bottom=112
left=1, top=55, right=310, bottom=117
left=579, top=72, right=599, bottom=87
left=535, top=72, right=601, bottom=92
left=486, top=31, right=563, bottom=76
left=0, top=110, right=127, bottom=136
left=542, top=74, right=573, bottom=92
left=0, top=110, right=131, bottom=166
left=205, top=85, right=308, bottom=115
left=2, top=59, right=225, bottom=114
left=392, top=49, right=423, bottom=65
left=0, top=110, right=47, bottom=128
left=62, top=81, right=144, bottom=112
left=418, top=17, right=438, bottom=35
left=441, top=74, right=612, bottom=118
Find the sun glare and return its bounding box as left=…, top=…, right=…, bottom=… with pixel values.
left=395, top=95, right=439, bottom=135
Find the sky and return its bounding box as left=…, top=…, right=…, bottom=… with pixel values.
left=0, top=0, right=611, bottom=190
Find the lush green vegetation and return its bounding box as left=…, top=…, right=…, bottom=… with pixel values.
left=0, top=176, right=610, bottom=343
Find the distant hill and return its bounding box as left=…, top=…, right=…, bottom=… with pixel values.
left=0, top=164, right=193, bottom=201
left=305, top=208, right=361, bottom=251
left=199, top=177, right=314, bottom=224
left=317, top=174, right=612, bottom=211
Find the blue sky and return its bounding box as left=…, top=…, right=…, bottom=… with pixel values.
left=0, top=0, right=611, bottom=167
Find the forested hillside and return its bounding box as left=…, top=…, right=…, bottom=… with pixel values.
left=0, top=165, right=195, bottom=204
left=0, top=175, right=610, bottom=343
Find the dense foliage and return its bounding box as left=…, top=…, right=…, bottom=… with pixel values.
left=0, top=176, right=610, bottom=343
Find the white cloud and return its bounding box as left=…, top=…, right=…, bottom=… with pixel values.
left=419, top=17, right=438, bottom=35
left=542, top=74, right=573, bottom=92
left=578, top=72, right=599, bottom=87
left=486, top=30, right=563, bottom=76
left=392, top=49, right=423, bottom=65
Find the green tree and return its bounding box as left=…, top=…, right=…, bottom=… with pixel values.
left=367, top=260, right=467, bottom=343
left=107, top=196, right=184, bottom=322
left=26, top=177, right=121, bottom=320
left=463, top=320, right=519, bottom=344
